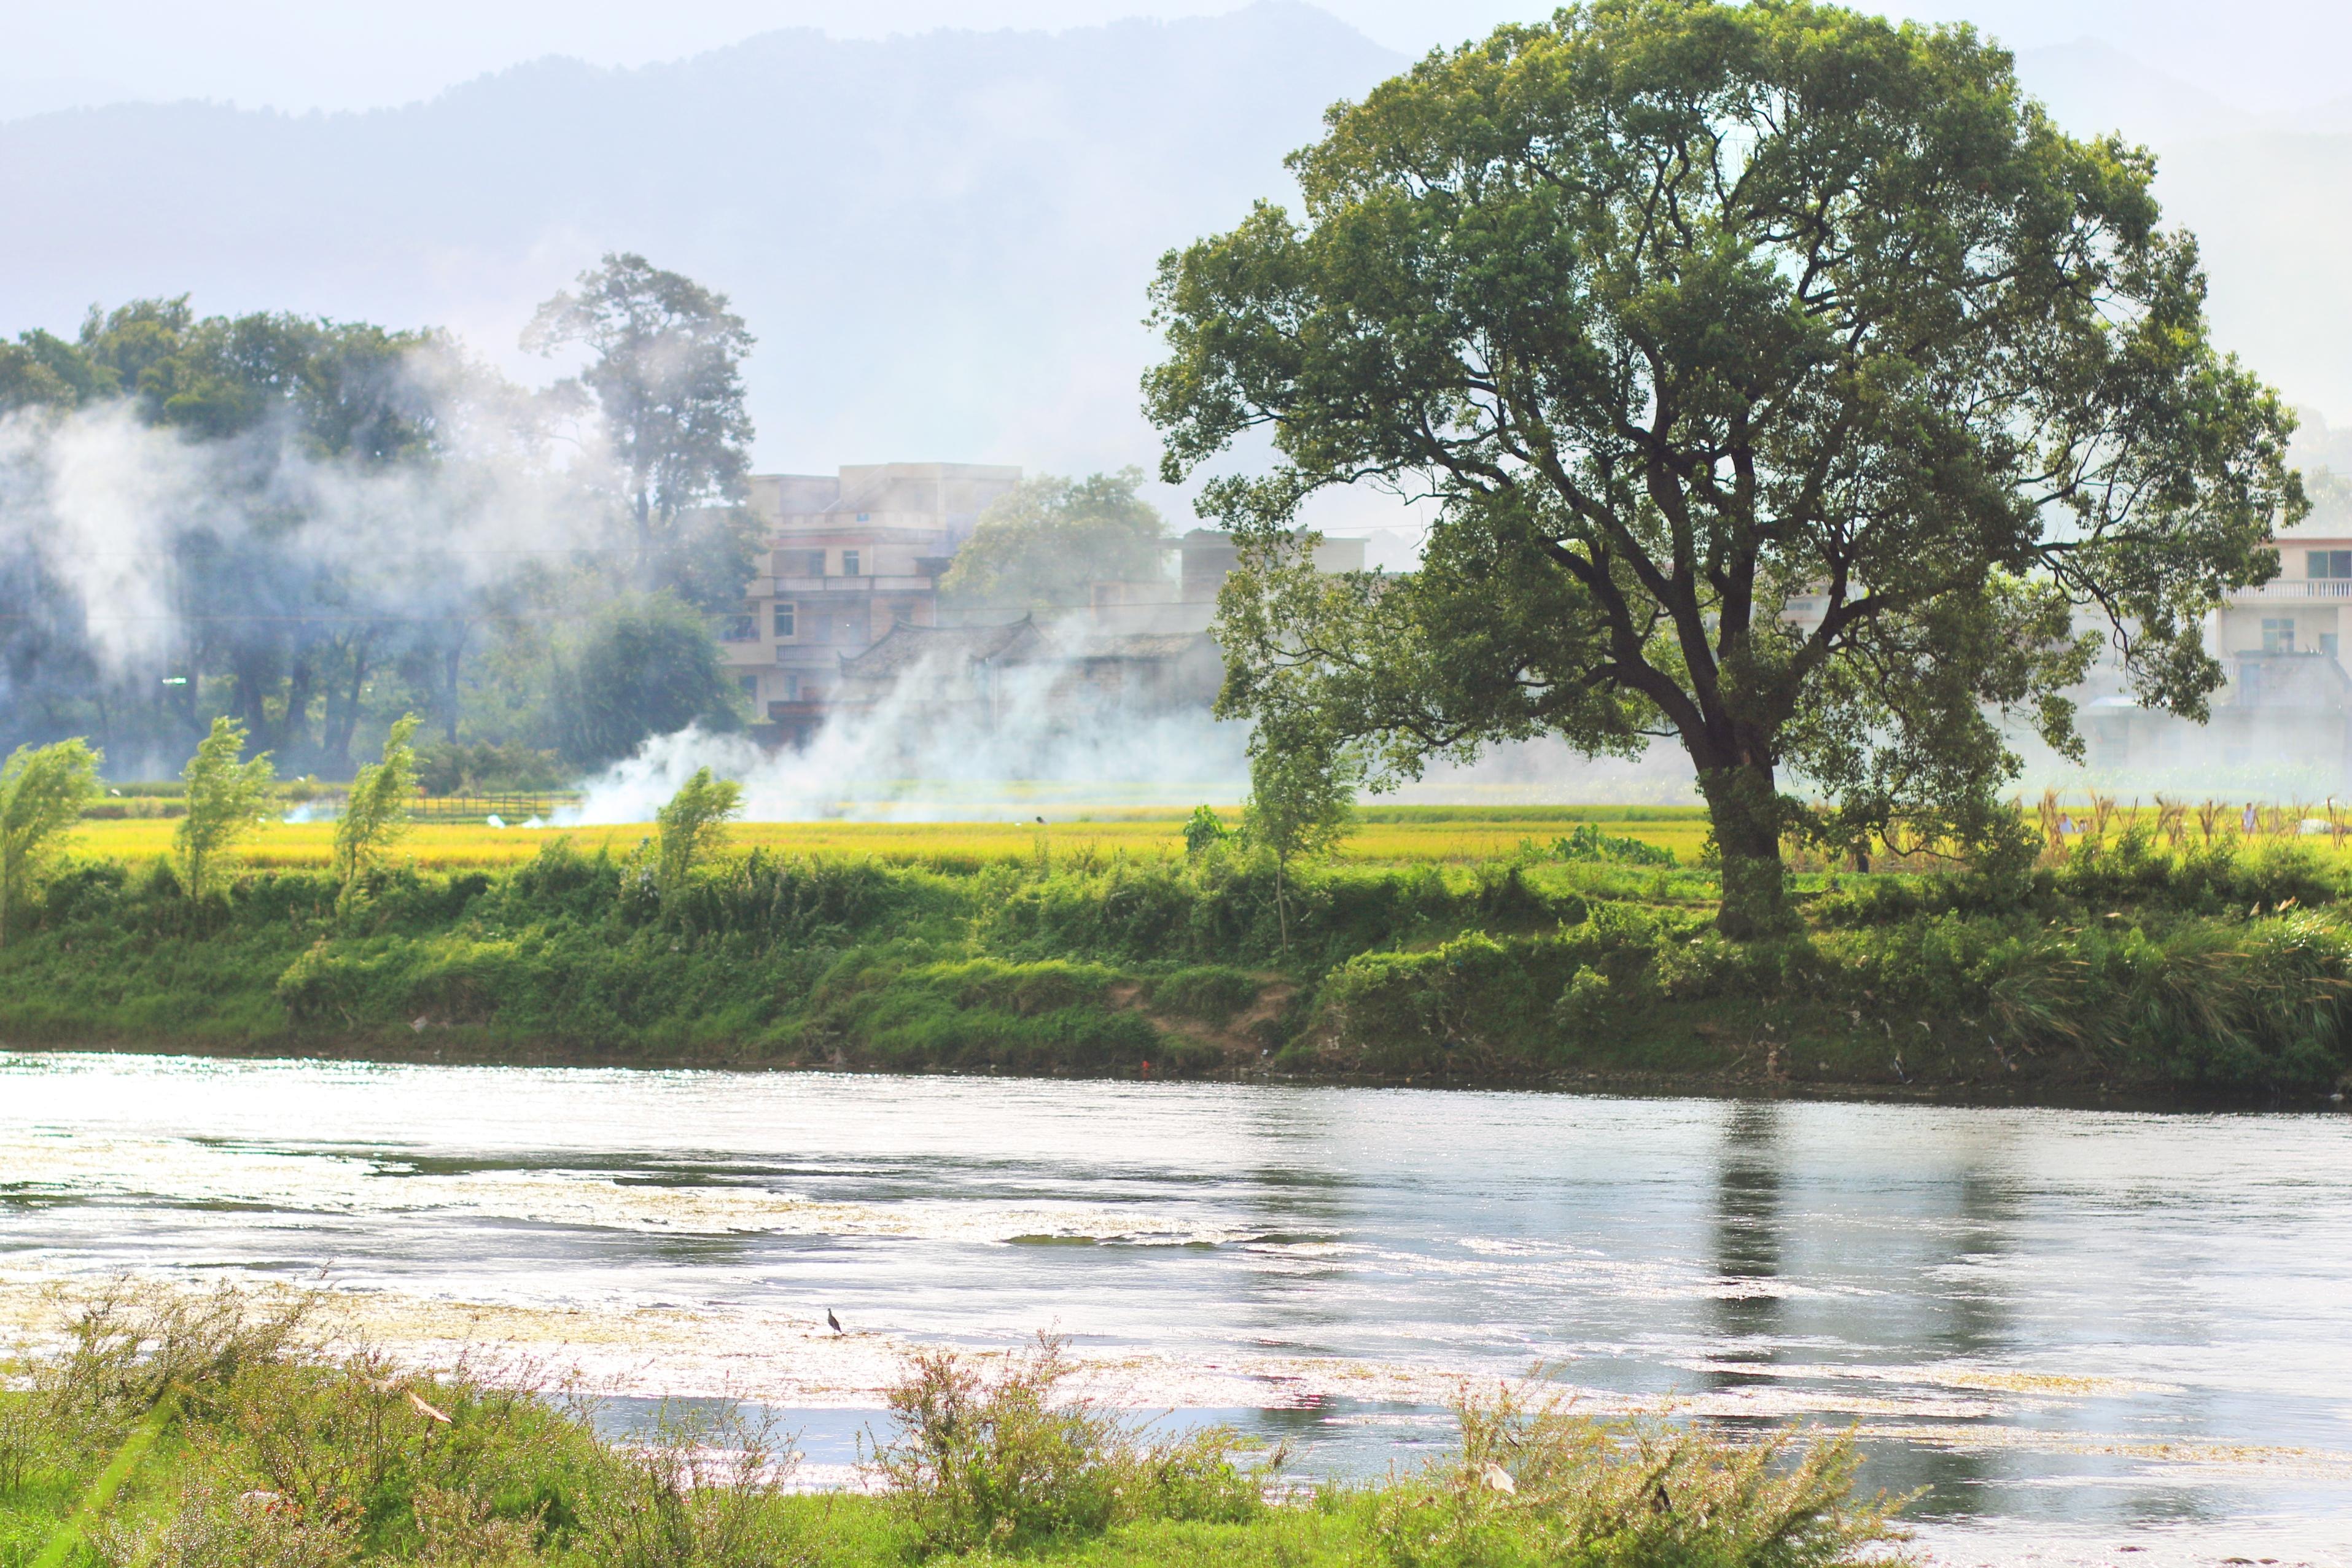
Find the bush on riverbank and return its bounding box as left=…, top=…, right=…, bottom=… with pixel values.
left=0, top=828, right=2346, bottom=1103
left=0, top=1283, right=1910, bottom=1568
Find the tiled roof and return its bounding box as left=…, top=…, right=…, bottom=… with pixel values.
left=839, top=618, right=1048, bottom=678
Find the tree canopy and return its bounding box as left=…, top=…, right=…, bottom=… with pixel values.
left=1145, top=0, right=2303, bottom=934
left=525, top=253, right=757, bottom=607
left=938, top=469, right=1170, bottom=610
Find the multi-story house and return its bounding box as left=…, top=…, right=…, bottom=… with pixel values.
left=2054, top=518, right=2352, bottom=790
left=715, top=462, right=1022, bottom=745
left=718, top=464, right=1373, bottom=745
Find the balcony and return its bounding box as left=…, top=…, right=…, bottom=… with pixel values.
left=768, top=575, right=934, bottom=594
left=2230, top=578, right=2352, bottom=600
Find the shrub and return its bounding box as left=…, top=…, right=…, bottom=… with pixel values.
left=1371, top=1377, right=1909, bottom=1568
left=866, top=1333, right=1263, bottom=1554
left=1545, top=822, right=1677, bottom=868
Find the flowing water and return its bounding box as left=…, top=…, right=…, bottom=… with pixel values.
left=2, top=1050, right=2348, bottom=1566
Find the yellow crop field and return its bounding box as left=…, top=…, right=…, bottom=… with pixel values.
left=64, top=808, right=1715, bottom=872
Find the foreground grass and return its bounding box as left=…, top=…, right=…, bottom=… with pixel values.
left=0, top=1284, right=1909, bottom=1568
left=1, top=822, right=2349, bottom=1103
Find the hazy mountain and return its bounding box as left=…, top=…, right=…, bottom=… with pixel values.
left=10, top=0, right=2352, bottom=486
left=1, top=2, right=1400, bottom=475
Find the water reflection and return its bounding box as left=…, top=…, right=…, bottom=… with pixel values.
left=1, top=1054, right=2348, bottom=1560
left=1708, top=1100, right=1785, bottom=1366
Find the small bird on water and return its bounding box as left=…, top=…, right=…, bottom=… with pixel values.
left=827, top=1309, right=843, bottom=1335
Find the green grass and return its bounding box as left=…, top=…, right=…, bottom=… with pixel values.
left=0, top=825, right=2346, bottom=1104
left=0, top=1283, right=1910, bottom=1568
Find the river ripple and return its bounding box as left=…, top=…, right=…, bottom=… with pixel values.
left=1, top=1051, right=2347, bottom=1566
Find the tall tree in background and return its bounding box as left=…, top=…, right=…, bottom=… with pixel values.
left=551, top=594, right=744, bottom=769
left=524, top=254, right=757, bottom=606
left=938, top=468, right=1170, bottom=610
left=1147, top=0, right=2302, bottom=936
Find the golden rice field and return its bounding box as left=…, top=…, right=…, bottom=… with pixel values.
left=66, top=807, right=1719, bottom=872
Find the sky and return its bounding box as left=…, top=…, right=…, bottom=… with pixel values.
left=9, top=0, right=2352, bottom=122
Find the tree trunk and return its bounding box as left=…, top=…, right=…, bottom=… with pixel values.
left=1275, top=853, right=1290, bottom=955
left=1698, top=763, right=1793, bottom=940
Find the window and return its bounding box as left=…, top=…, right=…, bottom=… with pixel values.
left=776, top=673, right=801, bottom=702
left=842, top=549, right=862, bottom=576
left=2325, top=633, right=2342, bottom=659
left=777, top=549, right=824, bottom=577
left=738, top=675, right=759, bottom=702
left=2263, top=616, right=2297, bottom=653
left=773, top=602, right=795, bottom=638
left=718, top=613, right=758, bottom=642
left=2311, top=550, right=2352, bottom=579
left=855, top=511, right=871, bottom=522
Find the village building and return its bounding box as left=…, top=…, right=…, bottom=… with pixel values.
left=716, top=462, right=1021, bottom=745
left=718, top=464, right=1368, bottom=747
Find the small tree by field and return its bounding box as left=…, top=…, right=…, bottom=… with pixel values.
left=1147, top=0, right=2303, bottom=937
left=177, top=716, right=276, bottom=901
left=1244, top=716, right=1358, bottom=953
left=0, top=739, right=102, bottom=944
left=655, top=766, right=743, bottom=904
left=333, top=715, right=419, bottom=902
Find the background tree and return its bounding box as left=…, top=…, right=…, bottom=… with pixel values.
left=1243, top=714, right=1358, bottom=953
left=655, top=766, right=744, bottom=906
left=524, top=254, right=757, bottom=606
left=333, top=713, right=419, bottom=901
left=938, top=469, right=1170, bottom=610
left=0, top=739, right=101, bottom=944
left=1146, top=0, right=2302, bottom=936
left=176, top=716, right=276, bottom=901
left=551, top=594, right=744, bottom=769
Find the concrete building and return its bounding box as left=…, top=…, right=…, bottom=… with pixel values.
left=718, top=468, right=1371, bottom=745
left=717, top=462, right=1022, bottom=745
left=2043, top=522, right=2352, bottom=792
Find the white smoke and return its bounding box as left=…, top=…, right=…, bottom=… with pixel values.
left=567, top=646, right=1253, bottom=823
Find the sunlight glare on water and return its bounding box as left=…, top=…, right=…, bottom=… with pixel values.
left=2, top=1051, right=2348, bottom=1566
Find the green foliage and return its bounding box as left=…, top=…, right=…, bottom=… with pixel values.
left=0, top=827, right=2343, bottom=1100
left=0, top=738, right=101, bottom=944
left=1369, top=1377, right=1907, bottom=1568
left=1245, top=713, right=1360, bottom=952
left=555, top=594, right=744, bottom=767
left=0, top=1283, right=1904, bottom=1568
left=1543, top=824, right=1676, bottom=869
left=176, top=717, right=277, bottom=901
left=653, top=767, right=744, bottom=905
left=333, top=715, right=419, bottom=901
left=412, top=740, right=564, bottom=796
left=1182, top=804, right=1231, bottom=857
left=938, top=468, right=1170, bottom=609
left=868, top=1333, right=1264, bottom=1556
left=524, top=252, right=756, bottom=605
left=1151, top=1, right=2302, bottom=937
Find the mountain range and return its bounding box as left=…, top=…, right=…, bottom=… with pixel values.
left=6, top=4, right=2351, bottom=494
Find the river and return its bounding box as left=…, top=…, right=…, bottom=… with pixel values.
left=1, top=1050, right=2346, bottom=1566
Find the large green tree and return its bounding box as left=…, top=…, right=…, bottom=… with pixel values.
left=938, top=469, right=1170, bottom=610
left=1145, top=0, right=2303, bottom=935
left=524, top=254, right=757, bottom=606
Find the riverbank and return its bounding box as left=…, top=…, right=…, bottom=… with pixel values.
left=1, top=829, right=2348, bottom=1108
left=0, top=1283, right=1902, bottom=1568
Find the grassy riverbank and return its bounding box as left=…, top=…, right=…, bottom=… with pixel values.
left=0, top=1284, right=1905, bottom=1568
left=1, top=816, right=2350, bottom=1106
